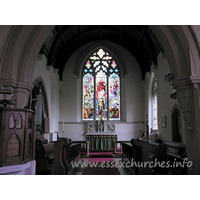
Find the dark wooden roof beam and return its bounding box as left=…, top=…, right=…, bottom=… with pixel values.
left=100, top=25, right=103, bottom=39
left=143, top=32, right=159, bottom=65
left=119, top=25, right=124, bottom=40
left=79, top=25, right=84, bottom=43
left=134, top=25, right=147, bottom=51
left=56, top=25, right=70, bottom=54
left=42, top=45, right=56, bottom=67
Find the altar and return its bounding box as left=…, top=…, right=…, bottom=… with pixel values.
left=86, top=121, right=117, bottom=151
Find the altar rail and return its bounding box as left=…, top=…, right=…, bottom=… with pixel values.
left=86, top=135, right=117, bottom=151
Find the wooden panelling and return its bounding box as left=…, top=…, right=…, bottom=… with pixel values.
left=0, top=108, right=36, bottom=166
left=7, top=133, right=20, bottom=157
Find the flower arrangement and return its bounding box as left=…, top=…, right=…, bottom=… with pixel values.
left=89, top=126, right=93, bottom=132
left=111, top=126, right=115, bottom=132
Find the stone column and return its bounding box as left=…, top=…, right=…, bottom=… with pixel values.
left=172, top=78, right=193, bottom=129
left=0, top=79, right=32, bottom=109
left=172, top=77, right=200, bottom=174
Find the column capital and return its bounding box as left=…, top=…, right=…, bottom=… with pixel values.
left=171, top=77, right=191, bottom=89
left=190, top=75, right=200, bottom=83
left=0, top=79, right=33, bottom=108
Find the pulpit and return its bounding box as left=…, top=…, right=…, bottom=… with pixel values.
left=0, top=107, right=36, bottom=166
left=86, top=120, right=117, bottom=151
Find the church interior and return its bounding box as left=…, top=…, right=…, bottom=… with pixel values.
left=2, top=1, right=200, bottom=197
left=1, top=24, right=200, bottom=178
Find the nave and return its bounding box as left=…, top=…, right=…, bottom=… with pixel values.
left=35, top=136, right=188, bottom=176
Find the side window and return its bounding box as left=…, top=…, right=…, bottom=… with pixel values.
left=152, top=78, right=158, bottom=130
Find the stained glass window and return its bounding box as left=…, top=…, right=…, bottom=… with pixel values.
left=109, top=73, right=120, bottom=120
left=152, top=78, right=158, bottom=129
left=82, top=64, right=94, bottom=120
left=82, top=48, right=121, bottom=121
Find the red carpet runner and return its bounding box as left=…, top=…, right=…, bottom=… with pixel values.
left=82, top=157, right=120, bottom=175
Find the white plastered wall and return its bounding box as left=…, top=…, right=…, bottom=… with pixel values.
left=59, top=41, right=145, bottom=141
left=144, top=52, right=186, bottom=143
left=32, top=55, right=60, bottom=133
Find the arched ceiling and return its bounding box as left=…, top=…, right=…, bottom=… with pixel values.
left=40, top=25, right=163, bottom=80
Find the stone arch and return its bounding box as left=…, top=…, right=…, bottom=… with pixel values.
left=150, top=26, right=200, bottom=130
left=1, top=25, right=198, bottom=109
left=1, top=25, right=199, bottom=125
left=149, top=25, right=192, bottom=78
left=0, top=25, right=54, bottom=108
left=31, top=77, right=49, bottom=133
left=32, top=76, right=49, bottom=118
left=183, top=26, right=200, bottom=76
left=1, top=26, right=197, bottom=89
left=1, top=25, right=200, bottom=173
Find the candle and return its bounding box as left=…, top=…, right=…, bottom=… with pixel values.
left=139, top=119, right=141, bottom=131
left=63, top=119, right=64, bottom=132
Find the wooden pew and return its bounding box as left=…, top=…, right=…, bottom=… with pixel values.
left=35, top=138, right=53, bottom=175
left=43, top=143, right=54, bottom=171
left=164, top=142, right=186, bottom=158
left=136, top=139, right=152, bottom=175
left=135, top=139, right=168, bottom=174
left=52, top=138, right=81, bottom=175
left=72, top=141, right=89, bottom=156
left=121, top=142, right=134, bottom=161
left=122, top=139, right=168, bottom=175
left=113, top=140, right=130, bottom=155
left=35, top=137, right=82, bottom=175
left=164, top=142, right=187, bottom=174
left=122, top=138, right=187, bottom=175
left=149, top=141, right=168, bottom=174
left=121, top=140, right=140, bottom=175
